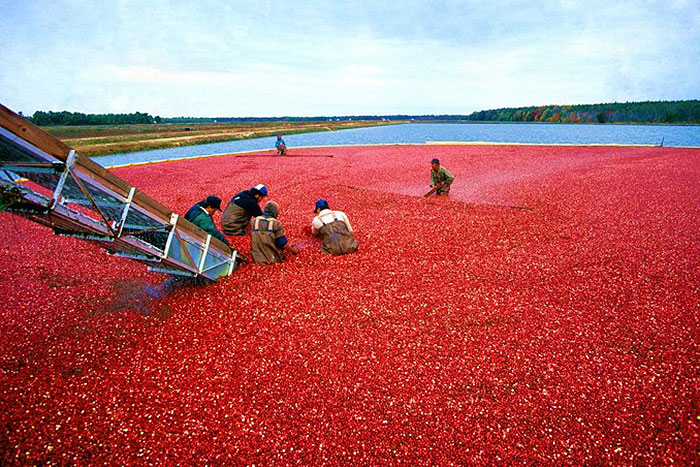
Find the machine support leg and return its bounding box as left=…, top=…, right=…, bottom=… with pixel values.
left=116, top=187, right=136, bottom=236
left=51, top=150, right=77, bottom=208
left=198, top=235, right=212, bottom=273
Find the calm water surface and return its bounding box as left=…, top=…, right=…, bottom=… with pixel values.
left=95, top=123, right=700, bottom=167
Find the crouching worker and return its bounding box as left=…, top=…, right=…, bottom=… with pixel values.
left=250, top=201, right=299, bottom=265
left=311, top=199, right=358, bottom=255
left=275, top=135, right=287, bottom=155
left=430, top=158, right=454, bottom=196
left=184, top=196, right=229, bottom=246
left=222, top=184, right=267, bottom=236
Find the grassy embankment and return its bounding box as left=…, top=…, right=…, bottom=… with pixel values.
left=43, top=121, right=403, bottom=156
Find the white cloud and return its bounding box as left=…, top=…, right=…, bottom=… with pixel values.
left=337, top=64, right=385, bottom=76
left=1, top=0, right=698, bottom=116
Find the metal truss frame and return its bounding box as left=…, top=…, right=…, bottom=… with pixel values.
left=0, top=104, right=239, bottom=282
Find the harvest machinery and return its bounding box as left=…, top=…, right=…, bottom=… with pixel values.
left=0, top=104, right=239, bottom=281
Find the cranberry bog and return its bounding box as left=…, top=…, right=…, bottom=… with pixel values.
left=1, top=143, right=697, bottom=464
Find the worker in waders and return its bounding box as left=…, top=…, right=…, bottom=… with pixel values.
left=183, top=195, right=229, bottom=246
left=311, top=199, right=358, bottom=255
left=275, top=135, right=287, bottom=155
left=430, top=158, right=455, bottom=196
left=221, top=184, right=268, bottom=236
left=250, top=201, right=299, bottom=265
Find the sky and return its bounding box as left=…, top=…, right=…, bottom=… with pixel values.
left=1, top=0, right=698, bottom=117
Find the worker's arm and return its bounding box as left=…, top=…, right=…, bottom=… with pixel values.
left=275, top=236, right=298, bottom=254
left=430, top=170, right=438, bottom=186
left=283, top=242, right=299, bottom=254
left=339, top=211, right=354, bottom=233
left=211, top=227, right=229, bottom=246
left=311, top=215, right=322, bottom=236
left=194, top=213, right=230, bottom=246
left=235, top=193, right=263, bottom=218
left=275, top=224, right=299, bottom=254
left=250, top=203, right=263, bottom=218
left=443, top=167, right=455, bottom=184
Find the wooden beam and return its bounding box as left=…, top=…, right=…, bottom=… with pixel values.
left=0, top=104, right=72, bottom=160
left=424, top=182, right=445, bottom=197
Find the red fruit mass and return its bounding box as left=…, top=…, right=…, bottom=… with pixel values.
left=0, top=144, right=698, bottom=464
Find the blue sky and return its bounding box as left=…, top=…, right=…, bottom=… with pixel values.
left=1, top=0, right=698, bottom=117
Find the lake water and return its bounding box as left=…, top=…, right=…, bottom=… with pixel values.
left=94, top=122, right=700, bottom=167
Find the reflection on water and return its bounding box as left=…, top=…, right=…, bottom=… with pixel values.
left=94, top=122, right=700, bottom=167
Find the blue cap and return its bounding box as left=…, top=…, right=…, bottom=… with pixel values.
left=314, top=199, right=329, bottom=213
left=251, top=184, right=268, bottom=196
left=431, top=158, right=440, bottom=164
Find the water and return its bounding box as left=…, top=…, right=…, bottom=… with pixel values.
left=94, top=122, right=700, bottom=167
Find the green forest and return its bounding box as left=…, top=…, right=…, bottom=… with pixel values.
left=27, top=111, right=159, bottom=126
left=24, top=100, right=700, bottom=126
left=464, top=100, right=700, bottom=124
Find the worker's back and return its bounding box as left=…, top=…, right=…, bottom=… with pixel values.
left=314, top=210, right=358, bottom=255
left=250, top=216, right=286, bottom=264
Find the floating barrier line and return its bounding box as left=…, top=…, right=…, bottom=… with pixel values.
left=425, top=141, right=660, bottom=147
left=103, top=143, right=421, bottom=168
left=235, top=154, right=334, bottom=158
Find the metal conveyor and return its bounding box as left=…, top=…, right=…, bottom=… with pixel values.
left=0, top=104, right=239, bottom=281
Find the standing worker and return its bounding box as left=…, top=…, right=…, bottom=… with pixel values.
left=184, top=196, right=229, bottom=246
left=222, top=184, right=268, bottom=236
left=311, top=199, right=358, bottom=255
left=250, top=201, right=299, bottom=264
left=275, top=135, right=287, bottom=155
left=429, top=158, right=455, bottom=196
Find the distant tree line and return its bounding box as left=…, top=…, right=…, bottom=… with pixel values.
left=26, top=111, right=460, bottom=126
left=28, top=111, right=160, bottom=126
left=24, top=100, right=699, bottom=126
left=464, top=100, right=700, bottom=124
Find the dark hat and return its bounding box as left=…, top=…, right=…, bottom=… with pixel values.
left=431, top=158, right=440, bottom=164
left=204, top=195, right=222, bottom=210
left=314, top=199, right=330, bottom=213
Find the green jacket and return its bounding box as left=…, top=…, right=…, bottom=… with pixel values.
left=430, top=166, right=454, bottom=186
left=189, top=207, right=229, bottom=246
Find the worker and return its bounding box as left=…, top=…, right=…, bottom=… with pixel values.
left=250, top=201, right=299, bottom=265
left=275, top=135, right=287, bottom=155
left=311, top=199, right=358, bottom=255
left=429, top=158, right=455, bottom=196
left=221, top=184, right=268, bottom=236
left=183, top=195, right=229, bottom=246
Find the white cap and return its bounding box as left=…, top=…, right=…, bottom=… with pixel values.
left=252, top=184, right=268, bottom=196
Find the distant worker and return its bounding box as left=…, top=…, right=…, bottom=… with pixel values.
left=184, top=195, right=229, bottom=246
left=250, top=201, right=299, bottom=265
left=311, top=199, right=358, bottom=255
left=275, top=135, right=287, bottom=155
left=222, top=184, right=268, bottom=236
left=429, top=158, right=455, bottom=196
